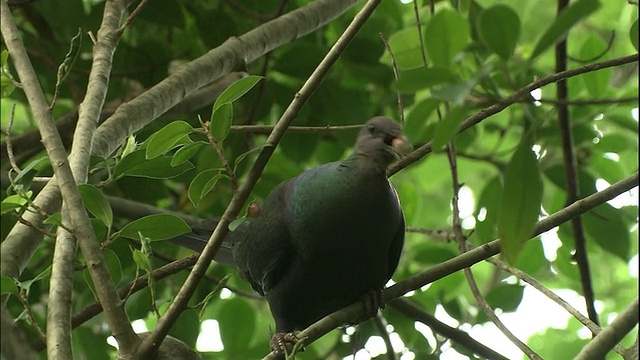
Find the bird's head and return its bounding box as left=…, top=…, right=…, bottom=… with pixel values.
left=354, top=117, right=411, bottom=168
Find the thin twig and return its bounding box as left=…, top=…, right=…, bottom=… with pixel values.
left=5, top=103, right=21, bottom=174
left=413, top=0, right=428, bottom=65
left=379, top=33, right=403, bottom=123
left=230, top=123, right=363, bottom=134
left=18, top=289, right=46, bottom=342
left=202, top=121, right=238, bottom=191
left=116, top=0, right=151, bottom=33
left=405, top=226, right=456, bottom=241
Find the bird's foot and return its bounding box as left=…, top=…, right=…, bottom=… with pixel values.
left=355, top=289, right=384, bottom=323
left=270, top=332, right=300, bottom=357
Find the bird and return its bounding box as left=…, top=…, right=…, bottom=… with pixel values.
left=172, top=116, right=408, bottom=355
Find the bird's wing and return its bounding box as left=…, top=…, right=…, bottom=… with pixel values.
left=387, top=181, right=405, bottom=278
left=233, top=181, right=296, bottom=296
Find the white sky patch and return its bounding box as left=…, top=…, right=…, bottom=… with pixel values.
left=629, top=254, right=639, bottom=278
left=595, top=178, right=639, bottom=209
left=196, top=320, right=224, bottom=352
left=530, top=88, right=542, bottom=106
left=107, top=319, right=148, bottom=349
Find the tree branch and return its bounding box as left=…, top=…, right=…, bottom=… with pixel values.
left=46, top=1, right=131, bottom=358
left=574, top=298, right=639, bottom=360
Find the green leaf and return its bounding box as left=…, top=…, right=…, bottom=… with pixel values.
left=118, top=214, right=190, bottom=241
left=478, top=5, right=521, bottom=60
left=584, top=204, right=630, bottom=261
left=395, top=67, right=456, bottom=93
left=103, top=248, right=123, bottom=286
left=218, top=298, right=256, bottom=355
left=229, top=217, right=248, bottom=232
left=210, top=102, right=233, bottom=142
left=83, top=266, right=98, bottom=300
left=12, top=157, right=47, bottom=185
left=382, top=26, right=425, bottom=70
left=485, top=284, right=525, bottom=312
left=1, top=275, right=18, bottom=295
left=171, top=141, right=204, bottom=166
left=90, top=218, right=109, bottom=242
left=114, top=149, right=194, bottom=179
left=77, top=184, right=113, bottom=228
left=1, top=74, right=15, bottom=97
left=44, top=212, right=63, bottom=226
left=145, top=120, right=194, bottom=159
left=132, top=248, right=152, bottom=273
left=579, top=35, right=610, bottom=97
left=514, top=237, right=547, bottom=275
left=474, top=176, right=502, bottom=244
left=431, top=107, right=468, bottom=150
left=19, top=266, right=51, bottom=292
left=497, top=140, right=543, bottom=265
left=530, top=0, right=601, bottom=61
left=404, top=99, right=440, bottom=144
left=1, top=193, right=30, bottom=213
left=431, top=78, right=477, bottom=104
left=212, top=75, right=263, bottom=113
left=424, top=9, right=470, bottom=68
left=631, top=19, right=639, bottom=51
left=1, top=50, right=16, bottom=97
left=188, top=170, right=226, bottom=208
left=233, top=143, right=270, bottom=174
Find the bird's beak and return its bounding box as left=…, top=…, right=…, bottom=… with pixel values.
left=391, top=136, right=412, bottom=157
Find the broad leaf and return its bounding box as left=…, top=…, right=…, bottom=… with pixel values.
left=145, top=121, right=194, bottom=159
left=530, top=0, right=601, bottom=61
left=114, top=149, right=194, bottom=179
left=210, top=102, right=233, bottom=142
left=424, top=9, right=470, bottom=68
left=118, top=214, right=190, bottom=241
left=171, top=141, right=205, bottom=166
left=497, top=140, right=543, bottom=264
left=478, top=4, right=521, bottom=60
left=431, top=107, right=468, bottom=150
left=78, top=183, right=113, bottom=228
left=188, top=170, right=226, bottom=208
left=212, top=75, right=263, bottom=113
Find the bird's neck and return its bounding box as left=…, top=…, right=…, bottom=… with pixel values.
left=345, top=153, right=390, bottom=176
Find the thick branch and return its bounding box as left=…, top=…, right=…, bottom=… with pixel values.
left=46, top=1, right=130, bottom=358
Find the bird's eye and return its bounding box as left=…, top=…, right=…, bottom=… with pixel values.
left=367, top=125, right=377, bottom=135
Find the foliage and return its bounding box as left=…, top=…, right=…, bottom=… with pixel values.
left=0, top=0, right=637, bottom=359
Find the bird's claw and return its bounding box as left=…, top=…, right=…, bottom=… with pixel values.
left=355, top=289, right=384, bottom=323
left=270, top=332, right=299, bottom=357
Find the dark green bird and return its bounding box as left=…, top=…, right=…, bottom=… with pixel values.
left=172, top=117, right=408, bottom=354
